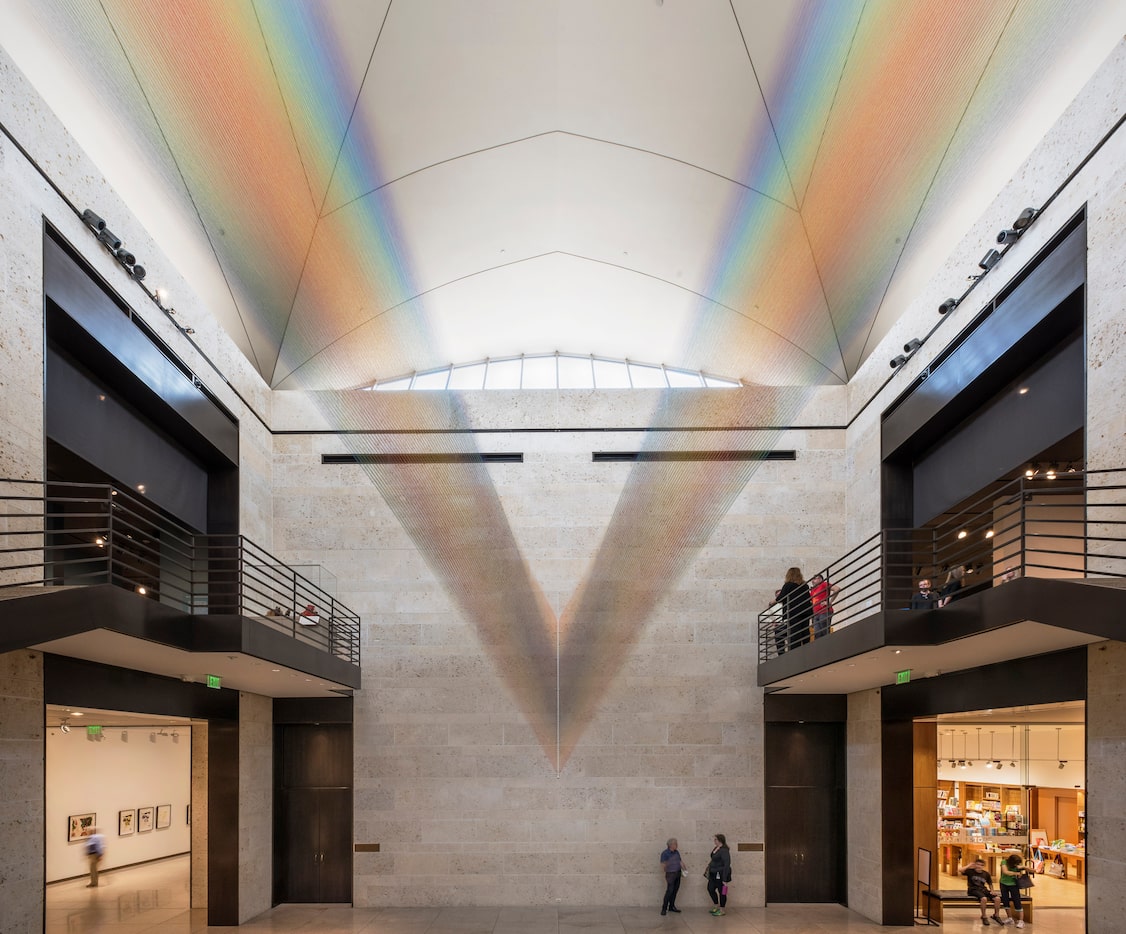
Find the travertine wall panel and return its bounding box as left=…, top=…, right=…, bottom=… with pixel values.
left=1088, top=641, right=1126, bottom=925
left=273, top=396, right=844, bottom=907
left=238, top=693, right=272, bottom=922
left=0, top=650, right=44, bottom=934
left=847, top=688, right=882, bottom=923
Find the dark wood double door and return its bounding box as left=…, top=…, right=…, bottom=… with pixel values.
left=274, top=723, right=352, bottom=903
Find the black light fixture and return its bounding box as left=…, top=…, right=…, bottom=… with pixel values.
left=1056, top=726, right=1067, bottom=769
left=938, top=297, right=959, bottom=315
left=1011, top=206, right=1037, bottom=231
left=96, top=227, right=122, bottom=251
left=903, top=338, right=923, bottom=354
left=890, top=354, right=907, bottom=369
left=81, top=208, right=106, bottom=232
left=996, top=228, right=1021, bottom=245
left=60, top=718, right=71, bottom=734
left=979, top=248, right=1002, bottom=271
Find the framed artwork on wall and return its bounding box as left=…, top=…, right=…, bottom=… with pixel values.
left=137, top=806, right=154, bottom=832
left=118, top=808, right=135, bottom=836
left=68, top=813, right=96, bottom=842
left=156, top=804, right=171, bottom=829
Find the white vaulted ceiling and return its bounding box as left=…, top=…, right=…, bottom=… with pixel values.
left=1, top=0, right=1123, bottom=390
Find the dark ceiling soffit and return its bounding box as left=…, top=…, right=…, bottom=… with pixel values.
left=43, top=228, right=240, bottom=463
left=324, top=452, right=523, bottom=464
left=764, top=692, right=848, bottom=722
left=881, top=215, right=1086, bottom=457
left=44, top=652, right=240, bottom=721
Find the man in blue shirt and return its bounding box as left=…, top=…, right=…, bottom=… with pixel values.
left=86, top=828, right=106, bottom=887
left=659, top=838, right=686, bottom=915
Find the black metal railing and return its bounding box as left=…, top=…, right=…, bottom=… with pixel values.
left=0, top=479, right=361, bottom=665
left=758, top=468, right=1126, bottom=663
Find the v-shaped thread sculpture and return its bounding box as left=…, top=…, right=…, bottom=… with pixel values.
left=331, top=388, right=808, bottom=768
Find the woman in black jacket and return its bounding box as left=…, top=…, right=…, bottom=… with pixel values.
left=705, top=833, right=732, bottom=916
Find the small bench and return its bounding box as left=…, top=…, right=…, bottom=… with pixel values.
left=924, top=889, right=1033, bottom=923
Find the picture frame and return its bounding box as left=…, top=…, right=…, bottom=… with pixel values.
left=118, top=808, right=136, bottom=836
left=68, top=812, right=96, bottom=842
left=156, top=804, right=171, bottom=830
left=137, top=806, right=154, bottom=833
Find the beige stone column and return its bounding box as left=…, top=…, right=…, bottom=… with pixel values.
left=0, top=650, right=44, bottom=934
left=238, top=692, right=273, bottom=922
left=190, top=720, right=208, bottom=909
left=1087, top=641, right=1126, bottom=928
left=847, top=687, right=882, bottom=922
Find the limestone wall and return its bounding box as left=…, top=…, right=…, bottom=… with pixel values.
left=270, top=388, right=846, bottom=907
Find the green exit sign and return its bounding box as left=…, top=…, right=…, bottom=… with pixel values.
left=206, top=674, right=222, bottom=689
left=86, top=725, right=102, bottom=737
left=895, top=669, right=911, bottom=685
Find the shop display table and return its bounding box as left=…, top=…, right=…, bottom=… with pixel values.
left=1042, top=847, right=1085, bottom=882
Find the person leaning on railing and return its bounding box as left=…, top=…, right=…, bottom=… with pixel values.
left=809, top=573, right=839, bottom=639
left=769, top=567, right=813, bottom=652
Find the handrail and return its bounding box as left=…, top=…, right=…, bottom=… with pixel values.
left=0, top=479, right=361, bottom=666
left=758, top=469, right=1126, bottom=664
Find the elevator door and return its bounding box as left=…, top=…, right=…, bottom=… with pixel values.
left=275, top=723, right=352, bottom=903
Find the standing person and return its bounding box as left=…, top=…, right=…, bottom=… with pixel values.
left=960, top=857, right=1003, bottom=925
left=705, top=833, right=731, bottom=916
left=773, top=568, right=812, bottom=651
left=659, top=838, right=685, bottom=915
left=85, top=827, right=106, bottom=887
left=999, top=851, right=1027, bottom=927
left=938, top=566, right=966, bottom=607
left=910, top=578, right=939, bottom=609
left=809, top=573, right=840, bottom=640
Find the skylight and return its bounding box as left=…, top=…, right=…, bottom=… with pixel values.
left=365, top=353, right=742, bottom=391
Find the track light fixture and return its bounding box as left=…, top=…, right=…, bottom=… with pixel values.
left=903, top=338, right=923, bottom=354
left=979, top=248, right=1001, bottom=271
left=60, top=718, right=71, bottom=734
left=1025, top=463, right=1038, bottom=478
left=96, top=227, right=122, bottom=252
left=996, top=228, right=1021, bottom=245
left=938, top=297, right=959, bottom=315
left=890, top=354, right=907, bottom=369
left=81, top=208, right=106, bottom=232
left=1011, top=206, right=1037, bottom=231
left=1058, top=760, right=1067, bottom=769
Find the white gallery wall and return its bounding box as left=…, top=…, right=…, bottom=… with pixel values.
left=46, top=726, right=191, bottom=883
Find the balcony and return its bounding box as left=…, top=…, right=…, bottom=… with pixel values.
left=757, top=468, right=1126, bottom=692
left=0, top=480, right=361, bottom=695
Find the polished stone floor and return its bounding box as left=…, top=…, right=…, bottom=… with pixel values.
left=46, top=855, right=1086, bottom=933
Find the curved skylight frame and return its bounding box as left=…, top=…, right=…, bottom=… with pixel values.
left=366, top=353, right=743, bottom=391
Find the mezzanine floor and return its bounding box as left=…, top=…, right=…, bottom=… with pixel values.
left=47, top=854, right=1085, bottom=933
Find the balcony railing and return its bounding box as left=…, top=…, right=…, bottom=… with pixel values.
left=0, top=479, right=361, bottom=665
left=758, top=468, right=1126, bottom=663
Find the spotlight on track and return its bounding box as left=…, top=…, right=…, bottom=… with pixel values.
left=890, top=354, right=907, bottom=369
left=81, top=209, right=106, bottom=232
left=979, top=249, right=1001, bottom=271
left=938, top=298, right=959, bottom=315
left=997, top=228, right=1022, bottom=245
left=903, top=338, right=923, bottom=354
left=96, top=227, right=122, bottom=252
left=1011, top=207, right=1037, bottom=231
left=60, top=719, right=71, bottom=734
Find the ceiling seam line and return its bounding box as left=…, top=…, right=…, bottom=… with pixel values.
left=321, top=129, right=797, bottom=220
left=853, top=0, right=1022, bottom=368
left=794, top=0, right=869, bottom=213
left=272, top=250, right=846, bottom=388
left=250, top=0, right=320, bottom=214
left=727, top=0, right=800, bottom=210
left=91, top=0, right=266, bottom=376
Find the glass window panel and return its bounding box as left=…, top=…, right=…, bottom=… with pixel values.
left=448, top=363, right=486, bottom=389
left=411, top=369, right=450, bottom=390
left=557, top=355, right=595, bottom=388
left=665, top=368, right=703, bottom=387
left=484, top=358, right=522, bottom=389
left=592, top=359, right=631, bottom=388
left=704, top=375, right=740, bottom=388
left=629, top=363, right=668, bottom=387
left=521, top=356, right=557, bottom=388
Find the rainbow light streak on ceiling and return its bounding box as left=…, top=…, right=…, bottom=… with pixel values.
left=3, top=0, right=1122, bottom=389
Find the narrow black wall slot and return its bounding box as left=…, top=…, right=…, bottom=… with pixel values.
left=592, top=450, right=796, bottom=463
left=323, top=452, right=523, bottom=465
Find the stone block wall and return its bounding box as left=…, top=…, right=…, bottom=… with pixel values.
left=0, top=650, right=44, bottom=934
left=270, top=389, right=846, bottom=907
left=238, top=693, right=273, bottom=922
